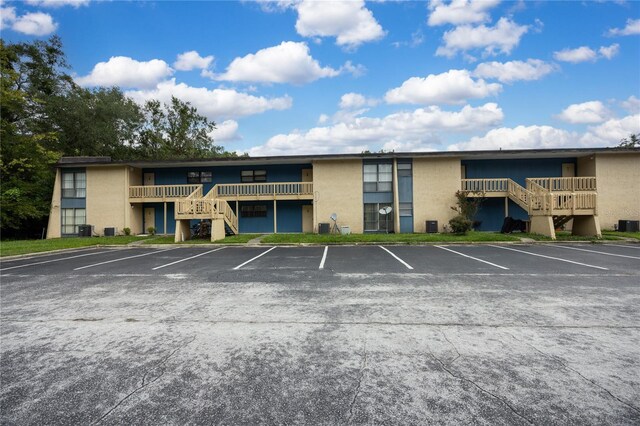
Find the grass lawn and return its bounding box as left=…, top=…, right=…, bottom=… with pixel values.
left=260, top=231, right=523, bottom=244
left=523, top=231, right=623, bottom=242
left=0, top=236, right=149, bottom=257
left=601, top=230, right=640, bottom=240
left=144, top=234, right=262, bottom=244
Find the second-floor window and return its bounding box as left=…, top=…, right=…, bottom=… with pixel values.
left=241, top=170, right=267, bottom=183
left=363, top=163, right=392, bottom=192
left=187, top=171, right=212, bottom=184
left=62, top=171, right=86, bottom=198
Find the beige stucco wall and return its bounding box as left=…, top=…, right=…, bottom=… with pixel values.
left=312, top=159, right=363, bottom=233
left=577, top=155, right=596, bottom=177
left=46, top=169, right=62, bottom=239
left=594, top=153, right=640, bottom=229
left=86, top=166, right=129, bottom=236
left=412, top=157, right=462, bottom=233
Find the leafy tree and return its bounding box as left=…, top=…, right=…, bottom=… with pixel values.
left=138, top=96, right=230, bottom=159
left=619, top=133, right=639, bottom=148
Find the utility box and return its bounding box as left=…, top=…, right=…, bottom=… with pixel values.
left=426, top=220, right=438, bottom=233
left=618, top=220, right=640, bottom=232
left=318, top=223, right=330, bottom=234
left=104, top=227, right=117, bottom=237
left=78, top=225, right=93, bottom=237
left=340, top=225, right=351, bottom=235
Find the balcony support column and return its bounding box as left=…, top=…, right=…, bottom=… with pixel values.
left=163, top=202, right=167, bottom=235
left=504, top=197, right=509, bottom=217
left=273, top=199, right=277, bottom=233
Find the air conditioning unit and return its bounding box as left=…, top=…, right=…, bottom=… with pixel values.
left=618, top=220, right=640, bottom=232
left=78, top=225, right=93, bottom=237
left=104, top=227, right=118, bottom=237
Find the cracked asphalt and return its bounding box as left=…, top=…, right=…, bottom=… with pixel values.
left=1, top=243, right=639, bottom=425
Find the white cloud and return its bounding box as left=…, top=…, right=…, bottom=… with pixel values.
left=607, top=18, right=640, bottom=36
left=598, top=43, right=620, bottom=60
left=449, top=114, right=640, bottom=151
left=9, top=11, right=57, bottom=36
left=0, top=5, right=16, bottom=30
left=25, top=0, right=89, bottom=7
left=214, top=41, right=342, bottom=85
left=621, top=95, right=640, bottom=114
left=473, top=59, right=556, bottom=83
left=126, top=79, right=292, bottom=120
left=248, top=103, right=503, bottom=155
left=385, top=69, right=501, bottom=105
left=294, top=0, right=386, bottom=49
left=556, top=101, right=612, bottom=124
left=553, top=44, right=620, bottom=63
left=339, top=92, right=378, bottom=109
left=76, top=56, right=174, bottom=89
left=174, top=51, right=214, bottom=71
left=210, top=119, right=240, bottom=142
left=436, top=18, right=529, bottom=58
left=427, top=0, right=501, bottom=27
left=448, top=125, right=577, bottom=151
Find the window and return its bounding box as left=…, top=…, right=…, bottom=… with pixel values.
left=62, top=171, right=86, bottom=198
left=240, top=205, right=267, bottom=218
left=363, top=163, right=392, bottom=192
left=398, top=162, right=412, bottom=177
left=241, top=170, right=267, bottom=183
left=364, top=203, right=394, bottom=232
left=400, top=202, right=412, bottom=217
left=187, top=171, right=212, bottom=184
left=61, top=208, right=86, bottom=235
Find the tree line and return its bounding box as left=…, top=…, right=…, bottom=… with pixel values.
left=1, top=36, right=238, bottom=238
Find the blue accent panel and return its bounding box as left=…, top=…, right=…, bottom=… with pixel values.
left=276, top=201, right=309, bottom=233
left=398, top=176, right=412, bottom=202
left=237, top=201, right=274, bottom=233
left=473, top=198, right=528, bottom=231
left=462, top=158, right=576, bottom=186
left=364, top=192, right=393, bottom=203
left=61, top=198, right=86, bottom=208
left=143, top=202, right=176, bottom=234
left=142, top=163, right=312, bottom=193
left=400, top=217, right=413, bottom=233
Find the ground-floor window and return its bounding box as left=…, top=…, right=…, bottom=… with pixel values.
left=364, top=203, right=394, bottom=232
left=61, top=208, right=86, bottom=235
left=240, top=205, right=267, bottom=218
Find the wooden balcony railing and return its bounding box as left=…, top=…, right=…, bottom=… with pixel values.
left=212, top=182, right=314, bottom=199
left=526, top=177, right=597, bottom=192
left=461, top=178, right=508, bottom=193
left=175, top=197, right=238, bottom=233
left=129, top=184, right=202, bottom=201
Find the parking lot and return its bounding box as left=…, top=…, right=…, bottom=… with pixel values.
left=1, top=243, right=639, bottom=424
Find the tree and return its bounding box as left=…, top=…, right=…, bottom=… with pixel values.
left=137, top=96, right=230, bottom=159
left=619, top=133, right=639, bottom=148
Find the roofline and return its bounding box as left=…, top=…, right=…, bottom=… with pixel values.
left=55, top=146, right=640, bottom=168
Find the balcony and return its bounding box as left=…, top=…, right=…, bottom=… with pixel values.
left=128, top=184, right=202, bottom=202
left=212, top=182, right=314, bottom=201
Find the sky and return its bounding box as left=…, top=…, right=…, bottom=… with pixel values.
left=1, top=0, right=639, bottom=156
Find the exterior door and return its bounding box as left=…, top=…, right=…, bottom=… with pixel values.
left=562, top=163, right=575, bottom=177
left=144, top=172, right=155, bottom=185
left=302, top=205, right=313, bottom=233
left=144, top=208, right=155, bottom=232
left=302, top=169, right=313, bottom=182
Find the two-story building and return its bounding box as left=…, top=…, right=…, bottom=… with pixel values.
left=46, top=147, right=640, bottom=241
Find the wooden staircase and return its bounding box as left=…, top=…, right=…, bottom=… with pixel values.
left=175, top=186, right=239, bottom=237
left=461, top=177, right=600, bottom=239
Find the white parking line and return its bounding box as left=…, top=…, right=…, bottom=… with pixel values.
left=0, top=250, right=109, bottom=272
left=615, top=245, right=640, bottom=250
left=152, top=247, right=227, bottom=270
left=319, top=246, right=328, bottom=270
left=488, top=245, right=608, bottom=270
left=73, top=248, right=177, bottom=270
left=435, top=246, right=509, bottom=270
left=551, top=245, right=640, bottom=260
left=379, top=246, right=413, bottom=270
left=233, top=247, right=276, bottom=270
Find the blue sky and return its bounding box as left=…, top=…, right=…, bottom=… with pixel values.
left=2, top=0, right=639, bottom=155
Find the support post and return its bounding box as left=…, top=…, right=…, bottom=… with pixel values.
left=572, top=215, right=601, bottom=238
left=273, top=199, right=277, bottom=233
left=530, top=216, right=556, bottom=240
left=210, top=219, right=225, bottom=242
left=504, top=197, right=509, bottom=218
left=163, top=202, right=167, bottom=235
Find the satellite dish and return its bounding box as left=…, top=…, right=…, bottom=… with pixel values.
left=379, top=206, right=392, bottom=215
left=330, top=213, right=337, bottom=221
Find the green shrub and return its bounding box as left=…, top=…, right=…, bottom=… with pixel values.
left=147, top=226, right=156, bottom=235
left=122, top=227, right=131, bottom=236
left=449, top=215, right=472, bottom=235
